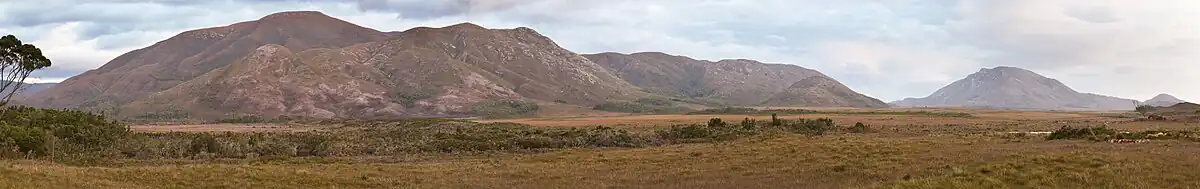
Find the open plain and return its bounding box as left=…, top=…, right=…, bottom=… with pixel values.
left=4, top=108, right=1200, bottom=188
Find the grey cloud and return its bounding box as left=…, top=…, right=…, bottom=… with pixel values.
left=354, top=0, right=528, bottom=19
left=1064, top=6, right=1119, bottom=23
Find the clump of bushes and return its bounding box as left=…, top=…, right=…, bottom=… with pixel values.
left=0, top=106, right=128, bottom=158
left=634, top=98, right=675, bottom=106
left=0, top=106, right=851, bottom=165
left=213, top=115, right=270, bottom=124
left=686, top=107, right=972, bottom=118
left=471, top=100, right=540, bottom=118
left=848, top=122, right=870, bottom=133
left=686, top=107, right=761, bottom=115
left=133, top=109, right=191, bottom=120
left=655, top=117, right=836, bottom=143
left=1046, top=126, right=1118, bottom=140
left=593, top=98, right=691, bottom=114
left=392, top=90, right=435, bottom=107
left=686, top=107, right=819, bottom=115
left=1046, top=126, right=1200, bottom=141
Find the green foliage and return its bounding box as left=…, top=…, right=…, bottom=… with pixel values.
left=784, top=118, right=835, bottom=136
left=849, top=122, right=870, bottom=133
left=213, top=115, right=270, bottom=124
left=1135, top=105, right=1155, bottom=115
left=392, top=90, right=435, bottom=108
left=471, top=100, right=540, bottom=118
left=686, top=107, right=818, bottom=115
left=133, top=109, right=190, bottom=120
left=686, top=107, right=972, bottom=118
left=1046, top=126, right=1118, bottom=141
left=656, top=117, right=836, bottom=142
left=687, top=107, right=761, bottom=115
left=592, top=100, right=691, bottom=114
left=1097, top=113, right=1142, bottom=119
left=1047, top=126, right=1200, bottom=141
left=0, top=35, right=52, bottom=108
left=0, top=106, right=127, bottom=157
left=634, top=98, right=675, bottom=106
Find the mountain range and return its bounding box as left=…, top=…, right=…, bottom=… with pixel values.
left=24, top=11, right=885, bottom=119
left=891, top=66, right=1138, bottom=110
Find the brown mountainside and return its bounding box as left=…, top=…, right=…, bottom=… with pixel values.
left=27, top=11, right=392, bottom=111
left=29, top=11, right=887, bottom=119
left=583, top=52, right=886, bottom=108
left=122, top=22, right=642, bottom=119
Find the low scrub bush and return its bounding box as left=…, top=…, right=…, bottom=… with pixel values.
left=686, top=107, right=971, bottom=118
left=0, top=106, right=128, bottom=157
left=1046, top=126, right=1118, bottom=140
left=471, top=100, right=540, bottom=118
left=0, top=109, right=846, bottom=164
left=656, top=117, right=836, bottom=143
left=1046, top=126, right=1200, bottom=141
left=593, top=100, right=691, bottom=114
left=213, top=115, right=271, bottom=124
left=392, top=90, right=436, bottom=108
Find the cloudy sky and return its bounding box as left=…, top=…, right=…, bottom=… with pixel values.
left=1, top=0, right=1197, bottom=102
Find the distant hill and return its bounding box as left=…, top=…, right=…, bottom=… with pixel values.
left=2, top=81, right=55, bottom=96
left=891, top=66, right=1136, bottom=110
left=583, top=52, right=886, bottom=108
left=25, top=11, right=886, bottom=119
left=1143, top=94, right=1187, bottom=107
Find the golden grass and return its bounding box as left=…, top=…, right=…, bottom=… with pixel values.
left=5, top=133, right=1200, bottom=188
left=8, top=108, right=1200, bottom=188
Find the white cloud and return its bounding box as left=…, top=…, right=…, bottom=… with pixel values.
left=1, top=0, right=1197, bottom=102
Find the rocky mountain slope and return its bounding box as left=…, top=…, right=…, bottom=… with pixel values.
left=583, top=52, right=887, bottom=108
left=122, top=22, right=642, bottom=119
left=26, top=11, right=392, bottom=111
left=891, top=66, right=1136, bottom=110
left=28, top=11, right=885, bottom=119
left=1143, top=94, right=1187, bottom=107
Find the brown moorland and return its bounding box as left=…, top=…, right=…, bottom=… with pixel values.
left=5, top=107, right=1200, bottom=188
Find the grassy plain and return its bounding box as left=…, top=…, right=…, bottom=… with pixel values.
left=6, top=108, right=1200, bottom=188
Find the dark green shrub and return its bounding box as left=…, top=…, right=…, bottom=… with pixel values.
left=0, top=106, right=127, bottom=157
left=471, top=100, right=540, bottom=118
left=214, top=115, right=270, bottom=123
left=393, top=90, right=435, bottom=107
left=784, top=118, right=835, bottom=136
left=707, top=118, right=726, bottom=128
left=189, top=134, right=221, bottom=154
left=850, top=122, right=870, bottom=133
left=687, top=107, right=760, bottom=115
left=1047, top=126, right=1118, bottom=140
left=687, top=107, right=819, bottom=115
left=133, top=109, right=190, bottom=120
left=592, top=101, right=691, bottom=114
left=635, top=98, right=674, bottom=106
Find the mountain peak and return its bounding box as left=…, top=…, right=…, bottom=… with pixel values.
left=895, top=66, right=1135, bottom=110
left=445, top=22, right=487, bottom=30
left=979, top=66, right=1036, bottom=75
left=259, top=11, right=331, bottom=21
left=1145, top=93, right=1186, bottom=107
left=1151, top=93, right=1180, bottom=101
